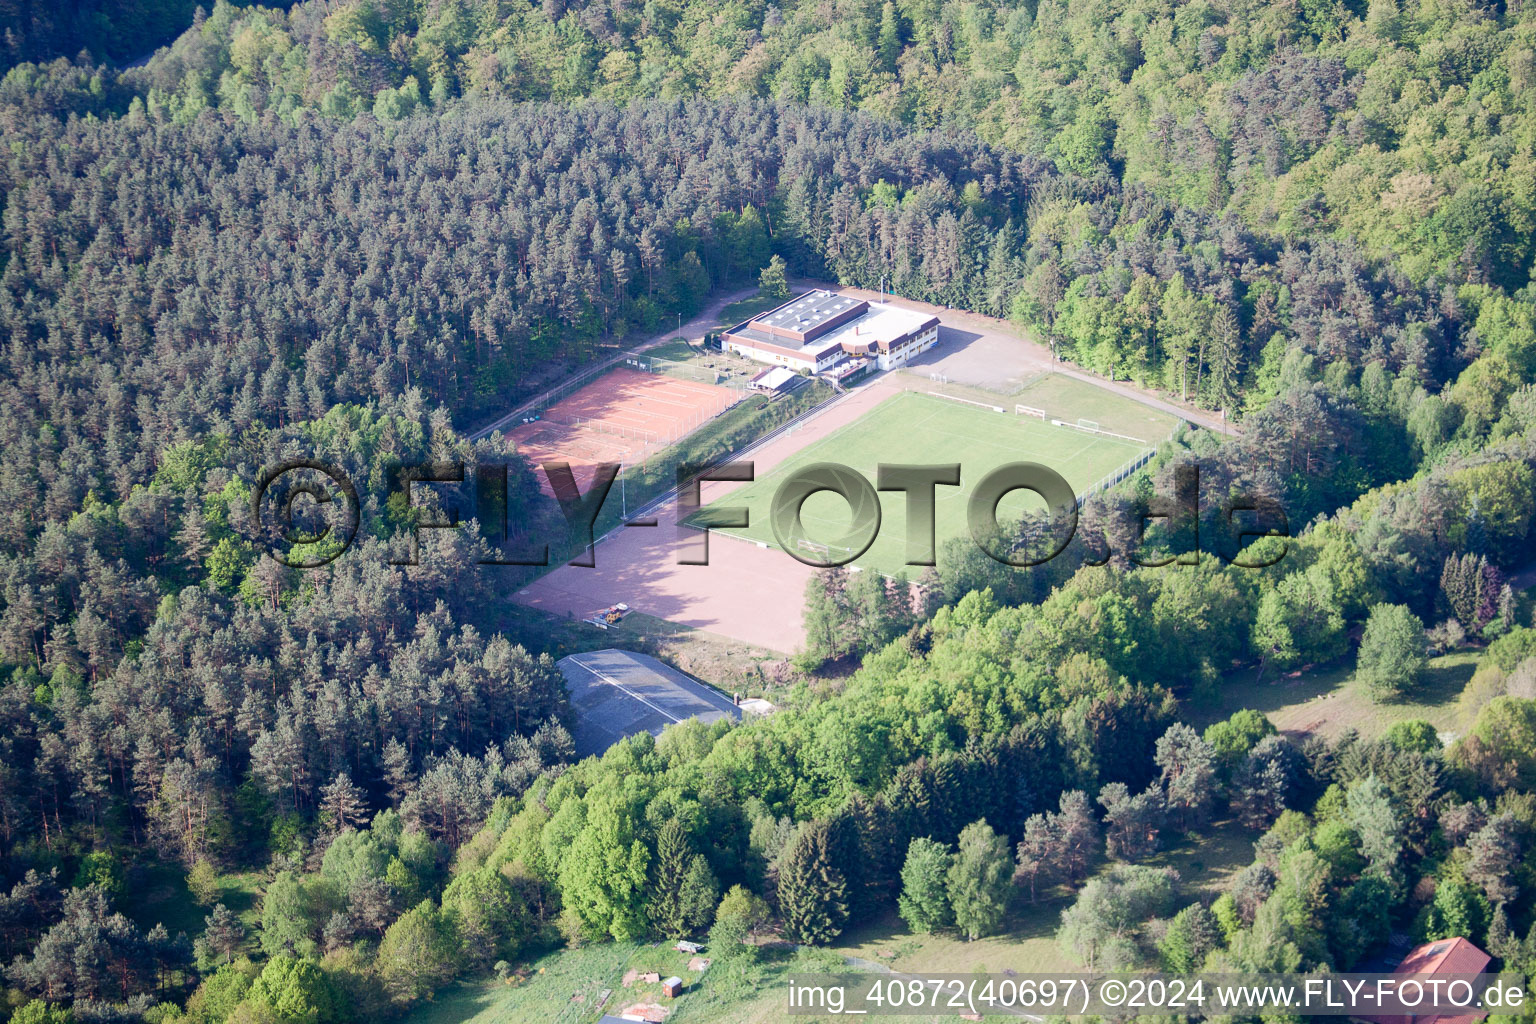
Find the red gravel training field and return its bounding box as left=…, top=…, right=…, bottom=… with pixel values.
left=511, top=377, right=905, bottom=652
left=507, top=367, right=739, bottom=493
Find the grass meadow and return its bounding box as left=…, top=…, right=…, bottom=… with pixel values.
left=712, top=390, right=1151, bottom=575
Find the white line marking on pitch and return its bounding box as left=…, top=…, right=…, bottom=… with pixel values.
left=571, top=655, right=683, bottom=724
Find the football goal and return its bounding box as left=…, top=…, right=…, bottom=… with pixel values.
left=927, top=391, right=1004, bottom=413
left=1016, top=404, right=1046, bottom=420
left=1050, top=417, right=1149, bottom=445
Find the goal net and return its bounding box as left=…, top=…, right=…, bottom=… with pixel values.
left=1052, top=417, right=1150, bottom=445
left=1016, top=404, right=1046, bottom=420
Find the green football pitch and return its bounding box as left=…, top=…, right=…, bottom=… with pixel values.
left=711, top=389, right=1155, bottom=576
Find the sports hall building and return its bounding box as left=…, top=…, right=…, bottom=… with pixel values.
left=721, top=290, right=940, bottom=375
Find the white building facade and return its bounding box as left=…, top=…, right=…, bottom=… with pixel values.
left=721, top=290, right=941, bottom=376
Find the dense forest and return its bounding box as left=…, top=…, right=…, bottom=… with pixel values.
left=70, top=0, right=1536, bottom=414
left=5, top=0, right=1536, bottom=1021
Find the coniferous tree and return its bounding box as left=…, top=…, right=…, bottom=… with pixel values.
left=758, top=255, right=790, bottom=300
left=1465, top=814, right=1522, bottom=905
left=1487, top=904, right=1517, bottom=962
left=1346, top=776, right=1404, bottom=887
left=831, top=793, right=899, bottom=916
left=647, top=819, right=695, bottom=939
left=318, top=772, right=370, bottom=839
left=1155, top=724, right=1218, bottom=828
left=1160, top=903, right=1221, bottom=972
left=1441, top=554, right=1502, bottom=633
left=1099, top=783, right=1167, bottom=862
left=1015, top=813, right=1063, bottom=902
left=1208, top=303, right=1243, bottom=411
left=381, top=739, right=414, bottom=809
left=1233, top=737, right=1300, bottom=829
left=801, top=568, right=854, bottom=667
left=1056, top=790, right=1100, bottom=882
left=678, top=856, right=720, bottom=937
left=200, top=904, right=245, bottom=965
left=776, top=819, right=849, bottom=945
left=1228, top=862, right=1278, bottom=925
left=176, top=492, right=211, bottom=570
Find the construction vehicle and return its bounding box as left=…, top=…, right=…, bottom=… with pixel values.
left=587, top=602, right=629, bottom=628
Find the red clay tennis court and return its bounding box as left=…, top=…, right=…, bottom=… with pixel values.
left=506, top=367, right=740, bottom=492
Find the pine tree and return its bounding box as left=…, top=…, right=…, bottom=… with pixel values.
left=1232, top=738, right=1296, bottom=829
left=202, top=903, right=245, bottom=964
left=176, top=490, right=211, bottom=570
left=679, top=856, right=720, bottom=936
left=1160, top=902, right=1220, bottom=972
left=758, top=254, right=790, bottom=300
left=1015, top=813, right=1063, bottom=902
left=776, top=819, right=849, bottom=945
left=1229, top=862, right=1278, bottom=924
left=1208, top=303, right=1242, bottom=412
left=1465, top=813, right=1521, bottom=904
left=318, top=771, right=369, bottom=838
left=1155, top=723, right=1217, bottom=828
left=381, top=739, right=413, bottom=808
left=1098, top=783, right=1167, bottom=861
left=647, top=819, right=695, bottom=939
left=1056, top=790, right=1100, bottom=881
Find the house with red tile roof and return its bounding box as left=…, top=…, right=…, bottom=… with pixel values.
left=1355, top=937, right=1493, bottom=1024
